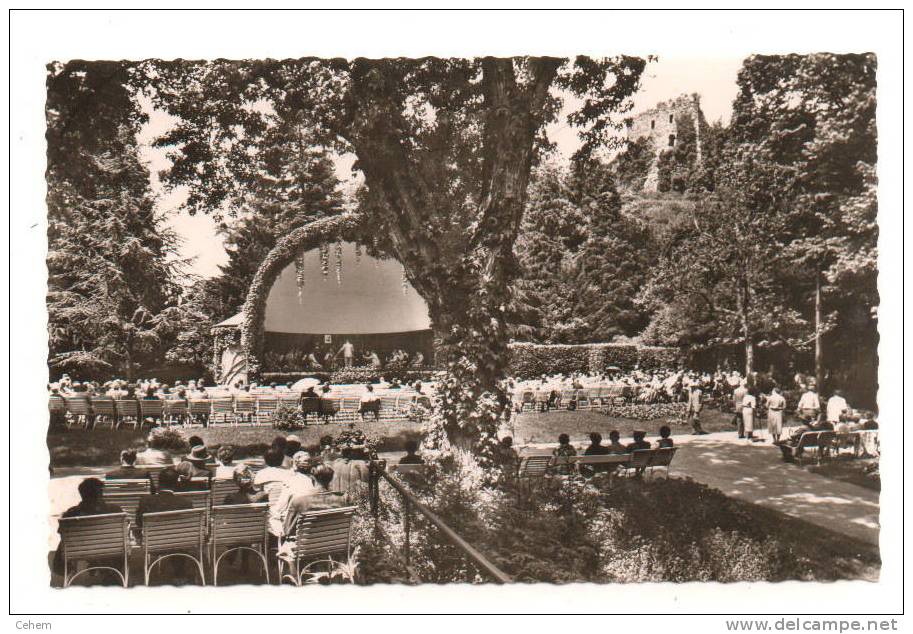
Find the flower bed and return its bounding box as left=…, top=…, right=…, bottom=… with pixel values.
left=599, top=402, right=688, bottom=422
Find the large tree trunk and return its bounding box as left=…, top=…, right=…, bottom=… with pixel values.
left=740, top=278, right=754, bottom=377
left=342, top=58, right=559, bottom=460
left=815, top=269, right=824, bottom=391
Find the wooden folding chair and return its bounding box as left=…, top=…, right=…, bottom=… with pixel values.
left=140, top=508, right=208, bottom=586
left=210, top=397, right=235, bottom=426
left=91, top=397, right=117, bottom=429
left=623, top=450, right=654, bottom=478
left=319, top=397, right=339, bottom=423
left=234, top=397, right=256, bottom=425
left=103, top=479, right=152, bottom=526
left=163, top=399, right=188, bottom=426
left=139, top=399, right=164, bottom=428
left=255, top=397, right=278, bottom=425
left=576, top=389, right=592, bottom=410
left=114, top=399, right=140, bottom=430
left=277, top=506, right=357, bottom=586
left=210, top=479, right=239, bottom=507
left=57, top=512, right=130, bottom=587
left=519, top=455, right=553, bottom=479
left=175, top=490, right=212, bottom=529
left=64, top=397, right=93, bottom=429
left=188, top=399, right=211, bottom=426
left=210, top=503, right=270, bottom=585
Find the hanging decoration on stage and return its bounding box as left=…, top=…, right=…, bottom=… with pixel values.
left=294, top=253, right=306, bottom=303
left=319, top=243, right=330, bottom=280
left=335, top=241, right=343, bottom=285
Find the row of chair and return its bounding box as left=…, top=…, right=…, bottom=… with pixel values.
left=514, top=387, right=631, bottom=412
left=517, top=448, right=678, bottom=479
left=57, top=502, right=356, bottom=588
left=50, top=392, right=432, bottom=430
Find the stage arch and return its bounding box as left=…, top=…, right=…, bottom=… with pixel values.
left=222, top=212, right=433, bottom=381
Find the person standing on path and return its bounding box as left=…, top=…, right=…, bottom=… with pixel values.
left=742, top=389, right=758, bottom=442
left=797, top=386, right=821, bottom=422
left=687, top=383, right=706, bottom=434
left=766, top=386, right=786, bottom=444
left=732, top=381, right=749, bottom=438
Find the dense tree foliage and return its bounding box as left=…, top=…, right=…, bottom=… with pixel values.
left=46, top=61, right=184, bottom=379
left=512, top=159, right=652, bottom=344
left=140, top=56, right=649, bottom=459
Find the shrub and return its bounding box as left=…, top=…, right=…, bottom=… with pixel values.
left=272, top=403, right=305, bottom=431
left=146, top=426, right=189, bottom=453
left=507, top=342, right=680, bottom=378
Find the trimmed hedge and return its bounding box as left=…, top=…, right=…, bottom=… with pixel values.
left=508, top=342, right=681, bottom=379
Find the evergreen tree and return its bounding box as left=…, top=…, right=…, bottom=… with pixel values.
left=207, top=138, right=346, bottom=322
left=46, top=61, right=183, bottom=379
left=569, top=159, right=653, bottom=340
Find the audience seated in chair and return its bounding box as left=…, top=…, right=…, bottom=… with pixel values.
left=607, top=430, right=626, bottom=454
left=280, top=465, right=351, bottom=538
left=626, top=430, right=651, bottom=452
left=552, top=433, right=577, bottom=474
left=175, top=445, right=213, bottom=490
left=656, top=425, right=674, bottom=448
left=359, top=384, right=381, bottom=421
left=221, top=466, right=268, bottom=506
left=399, top=439, right=425, bottom=465
left=53, top=478, right=124, bottom=576
left=105, top=449, right=141, bottom=480
left=284, top=435, right=303, bottom=461
left=134, top=468, right=194, bottom=538
left=214, top=445, right=237, bottom=480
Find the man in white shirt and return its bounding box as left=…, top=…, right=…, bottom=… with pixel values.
left=254, top=448, right=296, bottom=536
left=797, top=388, right=821, bottom=422
left=826, top=390, right=849, bottom=425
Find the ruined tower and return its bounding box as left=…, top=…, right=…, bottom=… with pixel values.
left=627, top=93, right=706, bottom=192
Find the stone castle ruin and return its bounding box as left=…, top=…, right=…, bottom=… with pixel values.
left=627, top=93, right=707, bottom=191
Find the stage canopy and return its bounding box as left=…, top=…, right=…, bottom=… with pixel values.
left=265, top=241, right=431, bottom=334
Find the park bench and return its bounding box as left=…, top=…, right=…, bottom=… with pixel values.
left=779, top=431, right=831, bottom=464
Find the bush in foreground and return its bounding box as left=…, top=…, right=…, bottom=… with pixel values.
left=355, top=463, right=879, bottom=584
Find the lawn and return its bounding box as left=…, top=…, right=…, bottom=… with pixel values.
left=46, top=406, right=785, bottom=468
left=48, top=420, right=424, bottom=468
left=510, top=407, right=738, bottom=445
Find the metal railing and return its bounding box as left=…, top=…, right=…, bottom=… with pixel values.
left=367, top=460, right=512, bottom=584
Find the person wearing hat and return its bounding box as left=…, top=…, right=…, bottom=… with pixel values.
left=175, top=445, right=213, bottom=490
left=626, top=430, right=651, bottom=453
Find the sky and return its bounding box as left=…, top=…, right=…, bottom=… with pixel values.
left=146, top=55, right=745, bottom=280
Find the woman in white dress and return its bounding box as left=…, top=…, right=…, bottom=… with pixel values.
left=766, top=387, right=786, bottom=444
left=742, top=390, right=757, bottom=441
